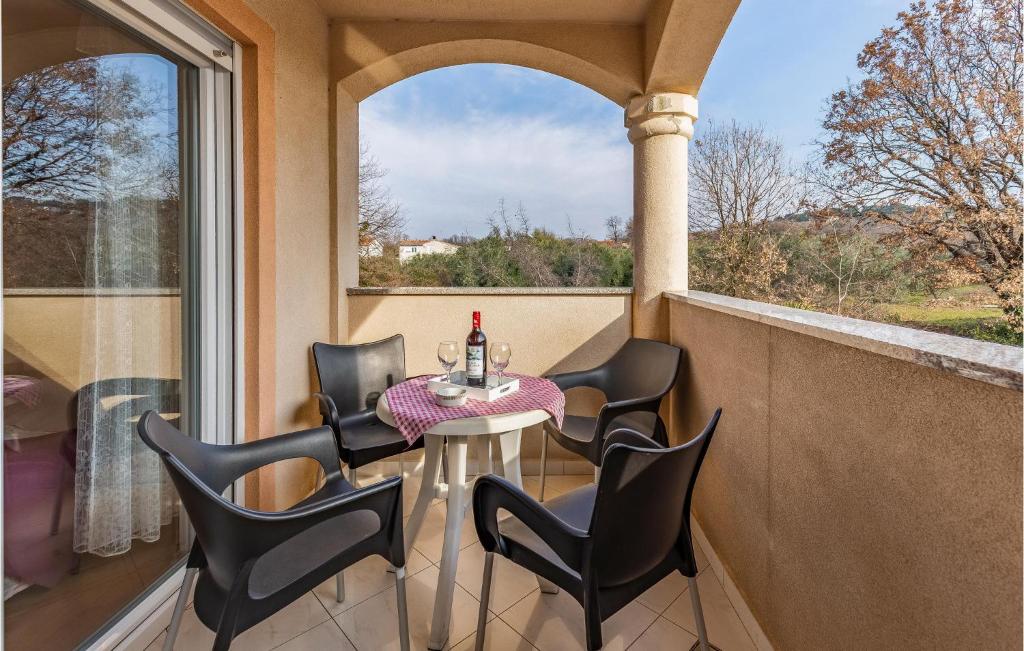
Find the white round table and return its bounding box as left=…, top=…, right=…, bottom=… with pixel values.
left=376, top=392, right=552, bottom=650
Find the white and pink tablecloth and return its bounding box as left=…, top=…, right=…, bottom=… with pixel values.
left=3, top=376, right=40, bottom=408
left=384, top=373, right=565, bottom=444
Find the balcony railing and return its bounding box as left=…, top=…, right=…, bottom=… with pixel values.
left=344, top=286, right=1022, bottom=649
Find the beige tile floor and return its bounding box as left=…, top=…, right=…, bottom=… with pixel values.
left=149, top=474, right=757, bottom=651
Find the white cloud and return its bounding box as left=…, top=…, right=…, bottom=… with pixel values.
left=360, top=102, right=632, bottom=239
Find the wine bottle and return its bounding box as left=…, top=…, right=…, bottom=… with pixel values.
left=466, top=311, right=487, bottom=387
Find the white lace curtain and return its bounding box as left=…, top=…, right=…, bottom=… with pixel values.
left=72, top=114, right=179, bottom=556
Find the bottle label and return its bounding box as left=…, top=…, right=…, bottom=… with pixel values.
left=467, top=345, right=484, bottom=378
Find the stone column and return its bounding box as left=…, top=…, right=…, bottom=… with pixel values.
left=625, top=92, right=697, bottom=340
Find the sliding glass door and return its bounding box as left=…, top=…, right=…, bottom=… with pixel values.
left=2, top=0, right=234, bottom=647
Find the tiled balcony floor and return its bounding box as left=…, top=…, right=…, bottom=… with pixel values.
left=148, top=474, right=758, bottom=651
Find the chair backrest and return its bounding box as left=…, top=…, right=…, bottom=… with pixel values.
left=588, top=409, right=721, bottom=587
left=597, top=338, right=681, bottom=403
left=73, top=377, right=181, bottom=429
left=136, top=409, right=238, bottom=496
left=137, top=412, right=255, bottom=586
left=312, top=335, right=405, bottom=416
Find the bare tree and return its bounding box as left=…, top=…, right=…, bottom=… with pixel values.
left=812, top=218, right=871, bottom=316
left=689, top=120, right=804, bottom=232
left=605, top=215, right=624, bottom=242
left=4, top=58, right=182, bottom=289
left=688, top=121, right=798, bottom=299
left=3, top=58, right=171, bottom=200
left=487, top=199, right=559, bottom=286
left=818, top=0, right=1023, bottom=325
left=358, top=144, right=405, bottom=243
left=564, top=217, right=602, bottom=286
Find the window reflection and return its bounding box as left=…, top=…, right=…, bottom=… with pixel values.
left=2, top=0, right=193, bottom=647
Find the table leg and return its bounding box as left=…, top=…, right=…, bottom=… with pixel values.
left=472, top=435, right=493, bottom=476
left=405, top=434, right=443, bottom=558
left=429, top=435, right=467, bottom=650
left=498, top=429, right=523, bottom=489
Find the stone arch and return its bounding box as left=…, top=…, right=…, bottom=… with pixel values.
left=331, top=23, right=643, bottom=105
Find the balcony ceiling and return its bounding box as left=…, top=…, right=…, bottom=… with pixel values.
left=326, top=0, right=740, bottom=105
left=313, top=0, right=655, bottom=24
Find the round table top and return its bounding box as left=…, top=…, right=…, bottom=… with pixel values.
left=376, top=391, right=551, bottom=436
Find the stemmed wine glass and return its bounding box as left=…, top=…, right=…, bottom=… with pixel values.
left=489, top=342, right=511, bottom=383
left=438, top=341, right=459, bottom=382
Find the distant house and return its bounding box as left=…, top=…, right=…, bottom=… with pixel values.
left=359, top=235, right=384, bottom=258
left=594, top=239, right=631, bottom=249
left=398, top=236, right=460, bottom=263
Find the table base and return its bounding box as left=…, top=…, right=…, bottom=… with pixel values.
left=402, top=429, right=524, bottom=651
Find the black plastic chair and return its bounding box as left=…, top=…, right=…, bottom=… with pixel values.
left=473, top=409, right=721, bottom=651
left=312, top=335, right=424, bottom=485
left=138, top=412, right=410, bottom=651
left=540, top=337, right=682, bottom=500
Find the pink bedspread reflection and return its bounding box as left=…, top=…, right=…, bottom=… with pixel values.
left=4, top=433, right=77, bottom=588
left=4, top=372, right=76, bottom=589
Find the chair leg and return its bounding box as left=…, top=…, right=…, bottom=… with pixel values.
left=163, top=567, right=198, bottom=651
left=212, top=622, right=235, bottom=651
left=475, top=552, right=494, bottom=651
left=593, top=464, right=601, bottom=484
left=50, top=461, right=66, bottom=536
left=583, top=597, right=603, bottom=651
left=687, top=576, right=715, bottom=651
left=212, top=563, right=253, bottom=651
left=335, top=571, right=346, bottom=603
left=395, top=565, right=411, bottom=651
left=348, top=465, right=358, bottom=487
left=538, top=429, right=549, bottom=502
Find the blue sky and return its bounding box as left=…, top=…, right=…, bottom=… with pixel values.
left=361, top=0, right=911, bottom=239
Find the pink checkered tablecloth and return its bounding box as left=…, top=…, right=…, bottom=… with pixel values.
left=4, top=375, right=40, bottom=408
left=384, top=373, right=565, bottom=444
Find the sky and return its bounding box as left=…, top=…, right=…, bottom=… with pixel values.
left=360, top=0, right=912, bottom=239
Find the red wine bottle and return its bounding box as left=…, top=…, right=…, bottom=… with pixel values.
left=466, top=311, right=487, bottom=387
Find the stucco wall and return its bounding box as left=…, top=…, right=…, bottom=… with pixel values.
left=243, top=0, right=331, bottom=509
left=347, top=291, right=632, bottom=463
left=669, top=297, right=1023, bottom=649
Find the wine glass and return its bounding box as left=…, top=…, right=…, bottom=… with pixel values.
left=489, top=342, right=511, bottom=383
left=437, top=341, right=459, bottom=382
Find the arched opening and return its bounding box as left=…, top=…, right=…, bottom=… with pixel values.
left=355, top=63, right=633, bottom=288
left=334, top=33, right=641, bottom=106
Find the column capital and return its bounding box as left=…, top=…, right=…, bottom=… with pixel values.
left=624, top=92, right=698, bottom=143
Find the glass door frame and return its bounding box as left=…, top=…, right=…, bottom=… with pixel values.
left=44, top=0, right=244, bottom=648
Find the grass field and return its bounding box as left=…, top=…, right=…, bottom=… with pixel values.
left=882, top=286, right=1022, bottom=346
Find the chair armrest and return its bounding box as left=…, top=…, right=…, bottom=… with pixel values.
left=258, top=475, right=400, bottom=524
left=335, top=409, right=380, bottom=430
left=215, top=426, right=344, bottom=492
left=601, top=428, right=665, bottom=459
left=247, top=475, right=405, bottom=564
left=316, top=393, right=380, bottom=433
left=594, top=395, right=664, bottom=439
left=472, top=474, right=589, bottom=572
left=544, top=367, right=603, bottom=392
left=176, top=465, right=405, bottom=566
left=314, top=392, right=340, bottom=431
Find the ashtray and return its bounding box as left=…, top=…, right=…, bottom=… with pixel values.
left=433, top=386, right=467, bottom=408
